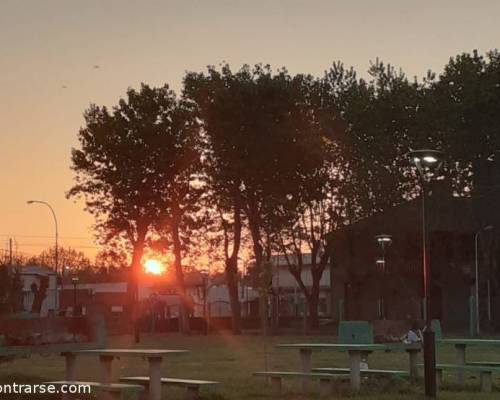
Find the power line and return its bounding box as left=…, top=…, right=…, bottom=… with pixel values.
left=15, top=243, right=100, bottom=249
left=0, top=233, right=94, bottom=240
left=0, top=248, right=39, bottom=257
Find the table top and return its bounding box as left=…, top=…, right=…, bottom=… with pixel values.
left=68, top=349, right=189, bottom=357
left=437, top=339, right=500, bottom=347
left=277, top=343, right=387, bottom=351
left=1, top=342, right=102, bottom=357
left=277, top=343, right=421, bottom=352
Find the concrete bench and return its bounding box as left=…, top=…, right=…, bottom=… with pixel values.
left=419, top=363, right=500, bottom=392
left=121, top=376, right=219, bottom=400
left=467, top=361, right=500, bottom=367
left=312, top=367, right=409, bottom=379
left=253, top=371, right=349, bottom=397
left=45, top=381, right=143, bottom=400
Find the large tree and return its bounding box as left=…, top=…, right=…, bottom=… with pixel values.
left=321, top=60, right=427, bottom=220
left=185, top=65, right=330, bottom=332
left=428, top=50, right=500, bottom=193
left=68, top=83, right=199, bottom=334
left=272, top=61, right=430, bottom=328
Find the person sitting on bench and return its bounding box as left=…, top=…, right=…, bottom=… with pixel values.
left=401, top=321, right=423, bottom=344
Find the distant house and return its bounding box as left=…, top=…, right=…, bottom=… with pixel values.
left=248, top=254, right=333, bottom=318
left=18, top=265, right=57, bottom=317
left=59, top=282, right=127, bottom=317
left=273, top=254, right=332, bottom=317
left=59, top=269, right=258, bottom=321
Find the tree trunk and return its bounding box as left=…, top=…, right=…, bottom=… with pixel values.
left=128, top=230, right=146, bottom=341
left=260, top=296, right=268, bottom=336
left=308, top=283, right=320, bottom=329
left=31, top=277, right=48, bottom=315
left=128, top=239, right=145, bottom=304
left=225, top=257, right=242, bottom=334
left=249, top=220, right=268, bottom=336
left=223, top=193, right=243, bottom=334
left=308, top=248, right=330, bottom=330
left=172, top=220, right=190, bottom=335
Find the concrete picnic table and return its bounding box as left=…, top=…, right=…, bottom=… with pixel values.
left=62, top=348, right=188, bottom=400
left=276, top=342, right=421, bottom=391
left=437, top=338, right=500, bottom=384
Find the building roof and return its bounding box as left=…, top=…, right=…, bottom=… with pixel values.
left=328, top=189, right=500, bottom=244
left=17, top=265, right=57, bottom=276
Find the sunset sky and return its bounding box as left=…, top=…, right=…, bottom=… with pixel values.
left=2, top=0, right=500, bottom=260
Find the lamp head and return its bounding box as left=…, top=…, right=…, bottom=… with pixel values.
left=375, top=234, right=393, bottom=248
left=27, top=200, right=34, bottom=204
left=407, top=149, right=444, bottom=177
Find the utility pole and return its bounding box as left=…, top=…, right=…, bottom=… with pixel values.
left=9, top=238, right=13, bottom=265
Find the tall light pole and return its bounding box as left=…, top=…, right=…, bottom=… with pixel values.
left=474, top=225, right=494, bottom=336
left=71, top=276, right=80, bottom=316
left=375, top=234, right=392, bottom=319
left=27, top=200, right=59, bottom=309
left=408, top=149, right=444, bottom=399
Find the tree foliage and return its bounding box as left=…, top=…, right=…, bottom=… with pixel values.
left=0, top=266, right=23, bottom=316
left=68, top=84, right=200, bottom=334
left=184, top=64, right=332, bottom=331
left=68, top=49, right=500, bottom=333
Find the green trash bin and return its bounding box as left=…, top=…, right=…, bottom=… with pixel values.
left=338, top=321, right=374, bottom=344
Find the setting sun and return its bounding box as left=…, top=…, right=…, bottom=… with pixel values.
left=144, top=259, right=163, bottom=275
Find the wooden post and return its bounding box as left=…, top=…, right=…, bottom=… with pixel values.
left=63, top=353, right=77, bottom=400
left=300, top=348, right=312, bottom=394
left=480, top=371, right=492, bottom=392
left=147, top=356, right=163, bottom=400
left=271, top=377, right=282, bottom=396
left=186, top=386, right=199, bottom=400
left=455, top=344, right=466, bottom=386
left=319, top=378, right=332, bottom=398
left=436, top=369, right=443, bottom=389
left=408, top=349, right=419, bottom=380
left=64, top=353, right=77, bottom=381
left=99, top=355, right=114, bottom=385
left=349, top=350, right=361, bottom=391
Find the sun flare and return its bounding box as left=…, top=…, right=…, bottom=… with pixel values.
left=144, top=259, right=163, bottom=275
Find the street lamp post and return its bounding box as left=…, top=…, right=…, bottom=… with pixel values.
left=71, top=276, right=79, bottom=316
left=474, top=225, right=494, bottom=336
left=200, top=269, right=210, bottom=335
left=408, top=149, right=444, bottom=399
left=27, top=200, right=59, bottom=310
left=375, top=234, right=392, bottom=319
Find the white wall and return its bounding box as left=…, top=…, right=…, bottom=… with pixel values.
left=21, top=273, right=57, bottom=316
left=272, top=265, right=331, bottom=289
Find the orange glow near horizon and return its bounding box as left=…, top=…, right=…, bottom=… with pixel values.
left=144, top=259, right=163, bottom=275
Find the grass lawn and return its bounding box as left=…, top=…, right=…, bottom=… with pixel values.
left=2, top=333, right=500, bottom=399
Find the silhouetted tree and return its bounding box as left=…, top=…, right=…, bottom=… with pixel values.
left=68, top=83, right=199, bottom=334
left=94, top=247, right=129, bottom=272
left=30, top=277, right=48, bottom=315
left=28, top=246, right=92, bottom=273
left=429, top=50, right=500, bottom=194
left=185, top=64, right=330, bottom=332
left=0, top=266, right=23, bottom=316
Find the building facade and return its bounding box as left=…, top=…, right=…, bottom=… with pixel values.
left=328, top=189, right=500, bottom=333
